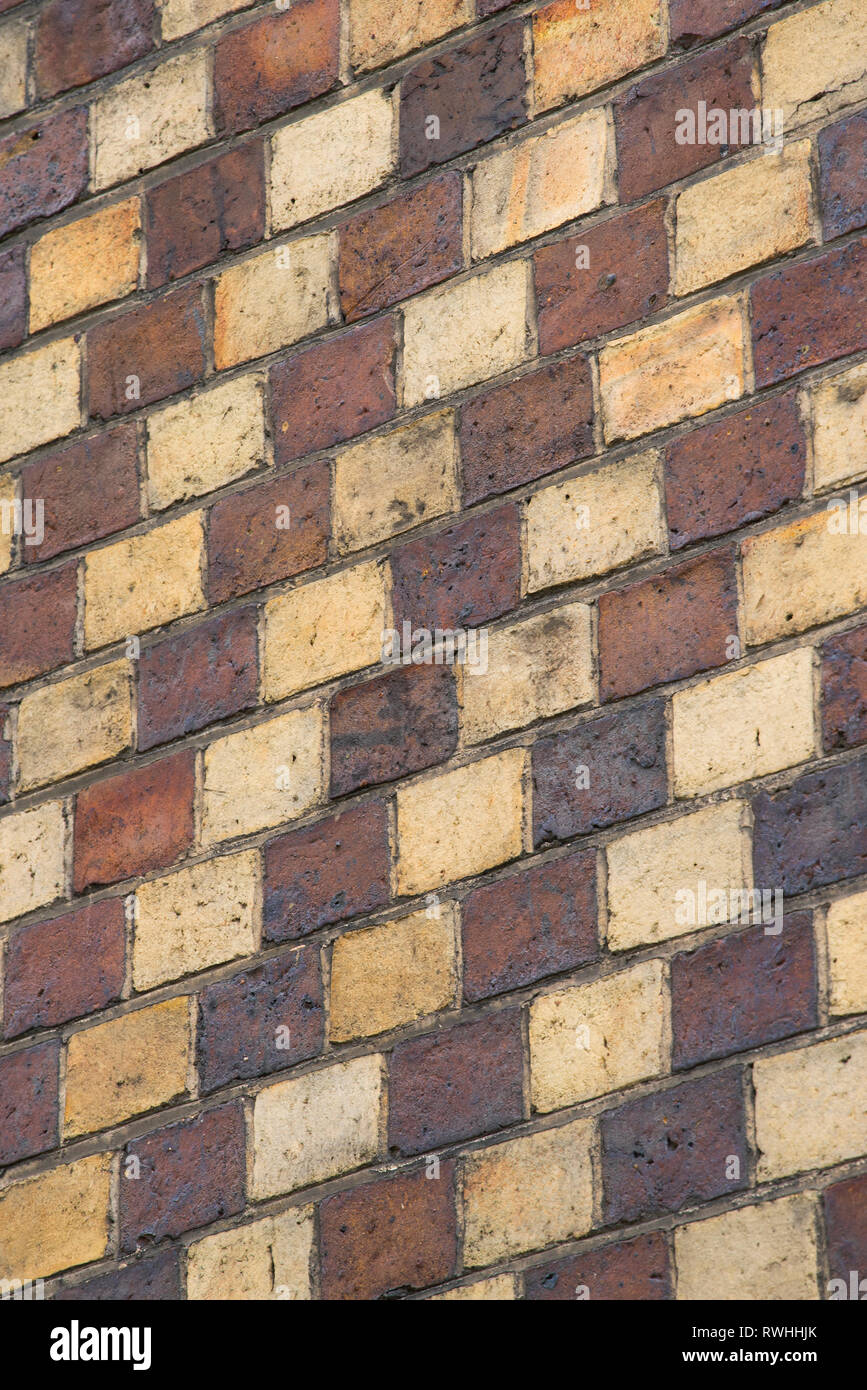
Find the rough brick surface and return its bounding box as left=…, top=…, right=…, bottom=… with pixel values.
left=207, top=463, right=329, bottom=603
left=0, top=1040, right=60, bottom=1165
left=213, top=0, right=340, bottom=134
left=525, top=1233, right=671, bottom=1301
left=146, top=143, right=265, bottom=287
left=753, top=755, right=867, bottom=896
left=390, top=505, right=521, bottom=630
left=3, top=898, right=126, bottom=1038
left=264, top=801, right=391, bottom=941
left=0, top=565, right=78, bottom=689
left=34, top=0, right=154, bottom=98
left=21, top=426, right=141, bottom=563
left=73, top=750, right=196, bottom=892
left=0, top=108, right=89, bottom=239
left=752, top=238, right=867, bottom=387
left=138, top=608, right=259, bottom=750
left=330, top=663, right=458, bottom=795
left=822, top=624, right=867, bottom=751
left=819, top=111, right=867, bottom=240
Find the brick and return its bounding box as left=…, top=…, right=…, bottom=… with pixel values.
left=395, top=749, right=525, bottom=895
left=753, top=755, right=867, bottom=897
left=263, top=800, right=390, bottom=941
left=752, top=238, right=867, bottom=387
left=0, top=1041, right=60, bottom=1165
left=145, top=142, right=265, bottom=288
left=391, top=505, right=521, bottom=631
left=822, top=624, right=867, bottom=752
left=754, top=1030, right=867, bottom=1179
left=335, top=411, right=458, bottom=555
left=671, top=914, right=817, bottom=1069
left=87, top=285, right=207, bottom=420
left=214, top=237, right=334, bottom=370
left=525, top=1232, right=671, bottom=1301
left=3, top=898, right=125, bottom=1039
left=742, top=509, right=867, bottom=645
left=459, top=356, right=593, bottom=505
left=83, top=512, right=204, bottom=649
left=0, top=477, right=13, bottom=576
left=201, top=707, right=324, bottom=846
left=330, top=906, right=457, bottom=1042
left=810, top=361, right=867, bottom=492
left=198, top=947, right=324, bottom=1092
left=430, top=1274, right=517, bottom=1300
left=824, top=1173, right=867, bottom=1286
left=0, top=17, right=26, bottom=117
left=0, top=246, right=25, bottom=352
left=825, top=889, right=867, bottom=1017
left=253, top=1054, right=382, bottom=1197
left=320, top=1165, right=457, bottom=1300
left=64, top=997, right=190, bottom=1139
left=0, top=565, right=78, bottom=689
left=21, top=426, right=141, bottom=564
left=330, top=663, right=458, bottom=796
left=0, top=802, right=66, bottom=926
left=600, top=298, right=746, bottom=443
left=607, top=800, right=751, bottom=952
left=0, top=702, right=9, bottom=800
left=764, top=0, right=867, bottom=129
left=54, top=1250, right=181, bottom=1301
left=388, top=1011, right=523, bottom=1155
left=207, top=463, right=329, bottom=604
left=533, top=0, right=666, bottom=111
left=675, top=1194, right=818, bottom=1299
left=0, top=1155, right=112, bottom=1282
left=146, top=375, right=265, bottom=510
left=73, top=749, right=195, bottom=893
left=526, top=451, right=665, bottom=593
left=339, top=173, right=463, bottom=322
left=463, top=1118, right=594, bottom=1266
left=399, top=21, right=526, bottom=177
left=214, top=0, right=338, bottom=134
left=138, top=607, right=259, bottom=752
left=120, top=1104, right=245, bottom=1251
left=0, top=338, right=81, bottom=465
left=670, top=0, right=785, bottom=46
left=263, top=561, right=386, bottom=701
left=17, top=659, right=133, bottom=793
left=819, top=110, right=867, bottom=239
left=34, top=0, right=153, bottom=98
left=351, top=0, right=471, bottom=71
left=187, top=1210, right=314, bottom=1301
left=272, top=88, right=394, bottom=231
left=91, top=52, right=211, bottom=191
left=133, top=851, right=260, bottom=991
left=159, top=0, right=248, bottom=40
left=0, top=108, right=88, bottom=239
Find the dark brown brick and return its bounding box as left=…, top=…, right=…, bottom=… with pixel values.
left=665, top=393, right=806, bottom=550
left=330, top=664, right=458, bottom=797
left=320, top=1165, right=457, bottom=1300
left=0, top=109, right=89, bottom=239
left=263, top=801, right=390, bottom=942
left=670, top=0, right=787, bottom=47
left=339, top=173, right=463, bottom=322
left=119, top=1104, right=245, bottom=1252
left=138, top=607, right=258, bottom=751
left=0, top=1040, right=60, bottom=1167
left=271, top=319, right=396, bottom=465
left=87, top=285, right=207, bottom=420
left=207, top=462, right=328, bottom=604
left=400, top=21, right=526, bottom=177
left=145, top=142, right=265, bottom=288
left=197, top=946, right=324, bottom=1094
left=0, top=246, right=26, bottom=353
left=0, top=0, right=28, bottom=9
left=73, top=749, right=196, bottom=893
left=460, top=356, right=594, bottom=505
left=752, top=237, right=867, bottom=388
left=824, top=1174, right=867, bottom=1287
left=54, top=1250, right=181, bottom=1301
left=388, top=1012, right=523, bottom=1156
left=390, top=504, right=521, bottom=631
left=525, top=1232, right=672, bottom=1300
left=822, top=625, right=867, bottom=753
left=0, top=703, right=10, bottom=803
left=534, top=202, right=670, bottom=357
left=0, top=564, right=77, bottom=690
left=478, top=0, right=517, bottom=12
left=213, top=0, right=339, bottom=136
left=753, top=755, right=867, bottom=897
left=819, top=112, right=867, bottom=241
left=4, top=898, right=126, bottom=1040
left=35, top=0, right=154, bottom=99
left=21, top=426, right=141, bottom=564
left=671, top=915, right=817, bottom=1070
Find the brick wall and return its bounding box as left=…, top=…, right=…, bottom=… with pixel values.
left=0, top=0, right=866, bottom=1302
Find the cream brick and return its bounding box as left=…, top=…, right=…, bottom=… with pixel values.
left=606, top=801, right=751, bottom=952
left=0, top=339, right=81, bottom=465
left=64, top=997, right=190, bottom=1138
left=395, top=749, right=525, bottom=895
left=17, top=660, right=132, bottom=793
left=826, top=889, right=867, bottom=1017
left=252, top=1054, right=383, bottom=1197
left=350, top=0, right=471, bottom=71
left=0, top=473, right=16, bottom=574
left=402, top=261, right=529, bottom=408
left=429, top=1275, right=517, bottom=1301
left=30, top=200, right=141, bottom=333
left=133, top=850, right=260, bottom=989
left=462, top=602, right=594, bottom=744
left=671, top=649, right=816, bottom=797
left=264, top=561, right=386, bottom=701
left=526, top=452, right=665, bottom=592
left=187, top=1209, right=314, bottom=1300
left=810, top=362, right=867, bottom=491
left=0, top=802, right=66, bottom=925
left=0, top=19, right=28, bottom=119
left=754, top=1031, right=867, bottom=1179
left=91, top=51, right=212, bottom=191
left=763, top=0, right=867, bottom=130
left=271, top=89, right=394, bottom=231
left=675, top=1195, right=819, bottom=1300
left=0, top=1156, right=112, bottom=1282
left=83, top=512, right=204, bottom=650
left=213, top=237, right=334, bottom=370
left=330, top=905, right=457, bottom=1042
left=463, top=1118, right=595, bottom=1266
left=202, top=707, right=324, bottom=845
left=674, top=144, right=812, bottom=296
left=335, top=412, right=458, bottom=555
left=600, top=298, right=746, bottom=443
left=533, top=0, right=666, bottom=111
left=146, top=375, right=266, bottom=510
left=471, top=109, right=611, bottom=260
left=742, top=508, right=867, bottom=645
left=159, top=0, right=249, bottom=41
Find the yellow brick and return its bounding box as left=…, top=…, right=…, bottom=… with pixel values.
left=826, top=889, right=867, bottom=1017
left=264, top=560, right=386, bottom=701
left=675, top=1195, right=819, bottom=1300
left=395, top=749, right=525, bottom=895
left=402, top=261, right=529, bottom=409
left=271, top=89, right=395, bottom=231
left=529, top=960, right=667, bottom=1112
left=0, top=339, right=81, bottom=466
left=64, top=997, right=190, bottom=1138
left=335, top=412, right=458, bottom=555
left=350, top=0, right=471, bottom=71
left=0, top=802, right=66, bottom=925
left=252, top=1055, right=383, bottom=1197
left=674, top=144, right=812, bottom=296
left=0, top=1155, right=112, bottom=1282
left=83, top=512, right=204, bottom=650
left=329, top=906, right=457, bottom=1042
left=214, top=237, right=334, bottom=370
left=463, top=1118, right=595, bottom=1266
left=429, top=1275, right=517, bottom=1301
left=91, top=51, right=212, bottom=191
left=29, top=200, right=141, bottom=332
left=187, top=1209, right=314, bottom=1300
left=754, top=1030, right=867, bottom=1179
left=763, top=0, right=867, bottom=130
left=606, top=801, right=751, bottom=952
left=742, top=508, right=867, bottom=645
left=810, top=361, right=867, bottom=492
left=0, top=19, right=28, bottom=119
left=133, top=850, right=260, bottom=989
left=146, top=375, right=266, bottom=510
left=202, top=707, right=324, bottom=845
left=600, top=298, right=746, bottom=443
left=526, top=451, right=665, bottom=592
left=17, top=659, right=132, bottom=792
left=159, top=0, right=249, bottom=41
left=0, top=473, right=16, bottom=574
left=533, top=0, right=666, bottom=111
left=671, top=649, right=816, bottom=797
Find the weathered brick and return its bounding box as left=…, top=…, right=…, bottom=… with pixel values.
left=0, top=701, right=10, bottom=800
left=0, top=1155, right=112, bottom=1282
left=138, top=607, right=259, bottom=751
left=429, top=1274, right=517, bottom=1300
left=330, top=663, right=458, bottom=796
left=159, top=0, right=247, bottom=37
left=213, top=237, right=334, bottom=370
left=214, top=0, right=339, bottom=134
left=763, top=0, right=867, bottom=130
left=54, top=1250, right=181, bottom=1301
left=34, top=0, right=153, bottom=98
left=0, top=338, right=81, bottom=465
left=21, top=426, right=141, bottom=564
left=0, top=1041, right=60, bottom=1165
left=525, top=1232, right=671, bottom=1301
left=17, top=659, right=132, bottom=792
left=187, top=1210, right=314, bottom=1301
left=670, top=0, right=785, bottom=45
left=133, top=851, right=260, bottom=991
left=73, top=749, right=195, bottom=893
left=0, top=16, right=26, bottom=117
left=822, top=624, right=867, bottom=752
left=811, top=361, right=867, bottom=491
left=0, top=108, right=88, bottom=239
left=824, top=1173, right=867, bottom=1286
left=272, top=88, right=394, bottom=231
left=146, top=375, right=265, bottom=510
left=753, top=237, right=867, bottom=387
left=0, top=477, right=13, bottom=577
left=0, top=565, right=78, bottom=689
left=0, top=802, right=66, bottom=925
left=753, top=755, right=867, bottom=897
left=201, top=707, right=324, bottom=845
left=533, top=0, right=665, bottom=111
left=263, top=561, right=386, bottom=700
left=819, top=110, right=867, bottom=240
left=3, top=898, right=125, bottom=1039
left=825, top=889, right=867, bottom=1017
left=330, top=906, right=457, bottom=1042
left=351, top=0, right=470, bottom=71
left=145, top=142, right=265, bottom=287
left=263, top=801, right=390, bottom=941
left=391, top=505, right=521, bottom=631
left=754, top=1030, right=867, bottom=1178
left=0, top=246, right=25, bottom=352
left=91, top=52, right=211, bottom=190
left=675, top=1194, right=818, bottom=1299
left=742, top=509, right=867, bottom=645
left=83, top=512, right=204, bottom=649
left=88, top=285, right=207, bottom=420
left=207, top=463, right=329, bottom=604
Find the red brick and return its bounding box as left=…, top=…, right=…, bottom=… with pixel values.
left=54, top=1250, right=181, bottom=1301
left=21, top=426, right=141, bottom=564
left=145, top=142, right=265, bottom=288
left=3, top=898, right=126, bottom=1039
left=0, top=703, right=10, bottom=803
left=0, top=564, right=77, bottom=691
left=752, top=237, right=867, bottom=388
left=329, top=664, right=458, bottom=797
left=670, top=0, right=787, bottom=47
left=525, top=1232, right=672, bottom=1300
left=73, top=749, right=196, bottom=893
left=213, top=0, right=339, bottom=136
left=0, top=246, right=26, bottom=353
left=138, top=607, right=258, bottom=751
left=822, top=625, right=867, bottom=753
left=87, top=285, right=207, bottom=420
left=0, top=1040, right=60, bottom=1166
left=390, top=504, right=521, bottom=631
left=0, top=0, right=28, bottom=9
left=753, top=755, right=867, bottom=898
left=819, top=112, right=867, bottom=241
left=0, top=108, right=89, bottom=239
left=824, top=1174, right=867, bottom=1285
left=206, top=462, right=329, bottom=604
left=35, top=0, right=154, bottom=99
